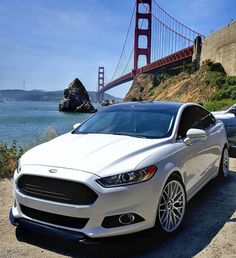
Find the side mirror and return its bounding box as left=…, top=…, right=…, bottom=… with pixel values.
left=184, top=128, right=207, bottom=145
left=73, top=123, right=81, bottom=129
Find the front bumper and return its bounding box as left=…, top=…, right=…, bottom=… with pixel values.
left=9, top=208, right=87, bottom=241
left=11, top=165, right=161, bottom=238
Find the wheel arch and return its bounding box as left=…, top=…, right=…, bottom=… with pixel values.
left=168, top=171, right=183, bottom=182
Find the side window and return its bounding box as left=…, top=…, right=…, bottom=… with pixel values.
left=177, top=106, right=201, bottom=139
left=197, top=106, right=216, bottom=130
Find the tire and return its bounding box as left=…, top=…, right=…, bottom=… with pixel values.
left=218, top=147, right=230, bottom=180
left=156, top=175, right=186, bottom=235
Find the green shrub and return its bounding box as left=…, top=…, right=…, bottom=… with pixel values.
left=211, top=85, right=236, bottom=101
left=225, top=76, right=236, bottom=86
left=160, top=73, right=170, bottom=82
left=204, top=99, right=236, bottom=111
left=205, top=72, right=226, bottom=88
left=0, top=141, right=24, bottom=179
left=182, top=62, right=196, bottom=74
left=152, top=75, right=159, bottom=86
left=152, top=73, right=170, bottom=89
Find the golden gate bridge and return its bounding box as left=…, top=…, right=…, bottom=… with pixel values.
left=97, top=0, right=204, bottom=100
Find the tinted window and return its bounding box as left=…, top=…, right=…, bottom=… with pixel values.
left=178, top=106, right=200, bottom=139
left=197, top=106, right=215, bottom=129
left=178, top=106, right=215, bottom=139
left=73, top=107, right=178, bottom=139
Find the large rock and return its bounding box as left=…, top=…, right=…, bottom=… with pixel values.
left=59, top=78, right=97, bottom=113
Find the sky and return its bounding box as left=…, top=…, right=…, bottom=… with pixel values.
left=0, top=0, right=235, bottom=98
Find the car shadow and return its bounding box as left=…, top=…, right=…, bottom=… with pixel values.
left=15, top=170, right=236, bottom=258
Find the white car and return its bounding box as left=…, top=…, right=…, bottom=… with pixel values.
left=10, top=102, right=229, bottom=241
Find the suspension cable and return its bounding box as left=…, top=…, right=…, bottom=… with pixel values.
left=140, top=0, right=194, bottom=43
left=109, top=1, right=136, bottom=82
left=153, top=0, right=204, bottom=37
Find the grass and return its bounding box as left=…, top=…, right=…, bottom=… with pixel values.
left=0, top=128, right=58, bottom=179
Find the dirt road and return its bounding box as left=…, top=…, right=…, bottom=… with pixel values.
left=0, top=160, right=236, bottom=258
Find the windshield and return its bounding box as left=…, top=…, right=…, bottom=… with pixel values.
left=73, top=107, right=177, bottom=139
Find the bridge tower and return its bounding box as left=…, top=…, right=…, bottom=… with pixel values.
left=133, top=0, right=152, bottom=73
left=97, top=66, right=104, bottom=102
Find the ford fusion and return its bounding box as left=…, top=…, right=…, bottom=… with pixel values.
left=10, top=102, right=229, bottom=241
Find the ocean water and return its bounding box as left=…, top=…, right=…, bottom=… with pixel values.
left=0, top=101, right=95, bottom=146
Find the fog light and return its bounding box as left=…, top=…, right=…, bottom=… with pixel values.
left=119, top=213, right=135, bottom=225
left=102, top=213, right=144, bottom=228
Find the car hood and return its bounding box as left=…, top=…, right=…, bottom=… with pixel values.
left=21, top=133, right=169, bottom=177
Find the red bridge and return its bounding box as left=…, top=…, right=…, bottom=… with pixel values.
left=98, top=0, right=204, bottom=99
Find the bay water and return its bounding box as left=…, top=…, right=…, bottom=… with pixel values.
left=0, top=101, right=96, bottom=146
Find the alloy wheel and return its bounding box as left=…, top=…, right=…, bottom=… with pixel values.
left=222, top=148, right=229, bottom=178
left=158, top=180, right=186, bottom=233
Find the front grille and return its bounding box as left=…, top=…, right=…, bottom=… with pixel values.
left=17, top=175, right=98, bottom=205
left=20, top=204, right=89, bottom=229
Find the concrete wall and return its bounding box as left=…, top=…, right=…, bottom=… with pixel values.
left=201, top=21, right=236, bottom=76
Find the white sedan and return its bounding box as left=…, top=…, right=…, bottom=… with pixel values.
left=10, top=101, right=229, bottom=241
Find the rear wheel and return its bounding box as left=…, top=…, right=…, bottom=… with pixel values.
left=156, top=176, right=186, bottom=234
left=218, top=147, right=229, bottom=180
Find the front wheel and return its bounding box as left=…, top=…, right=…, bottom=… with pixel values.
left=156, top=176, right=186, bottom=235
left=218, top=147, right=230, bottom=180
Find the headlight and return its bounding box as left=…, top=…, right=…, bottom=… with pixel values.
left=96, top=165, right=157, bottom=187
left=17, top=160, right=21, bottom=174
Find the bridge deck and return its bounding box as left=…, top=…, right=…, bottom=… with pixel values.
left=100, top=45, right=194, bottom=93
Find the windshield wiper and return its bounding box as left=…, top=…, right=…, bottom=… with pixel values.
left=111, top=132, right=148, bottom=138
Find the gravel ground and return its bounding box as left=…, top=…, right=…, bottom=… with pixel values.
left=0, top=159, right=236, bottom=258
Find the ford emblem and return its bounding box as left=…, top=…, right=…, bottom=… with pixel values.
left=49, top=169, right=58, bottom=173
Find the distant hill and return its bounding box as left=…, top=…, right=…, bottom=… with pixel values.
left=0, top=89, right=122, bottom=103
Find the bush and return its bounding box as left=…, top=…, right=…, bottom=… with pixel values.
left=182, top=62, right=196, bottom=74
left=204, top=99, right=236, bottom=111
left=211, top=84, right=236, bottom=101
left=0, top=141, right=24, bottom=179
left=152, top=75, right=159, bottom=86
left=205, top=72, right=226, bottom=88
left=225, top=76, right=236, bottom=86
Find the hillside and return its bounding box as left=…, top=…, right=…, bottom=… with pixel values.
left=124, top=61, right=236, bottom=110
left=0, top=89, right=122, bottom=103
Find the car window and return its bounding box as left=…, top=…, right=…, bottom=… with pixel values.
left=177, top=106, right=201, bottom=139
left=178, top=106, right=216, bottom=139
left=74, top=108, right=177, bottom=139
left=197, top=106, right=216, bottom=130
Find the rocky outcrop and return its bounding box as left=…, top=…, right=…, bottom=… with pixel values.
left=59, top=78, right=97, bottom=113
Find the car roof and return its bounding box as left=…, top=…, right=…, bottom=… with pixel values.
left=104, top=101, right=185, bottom=111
